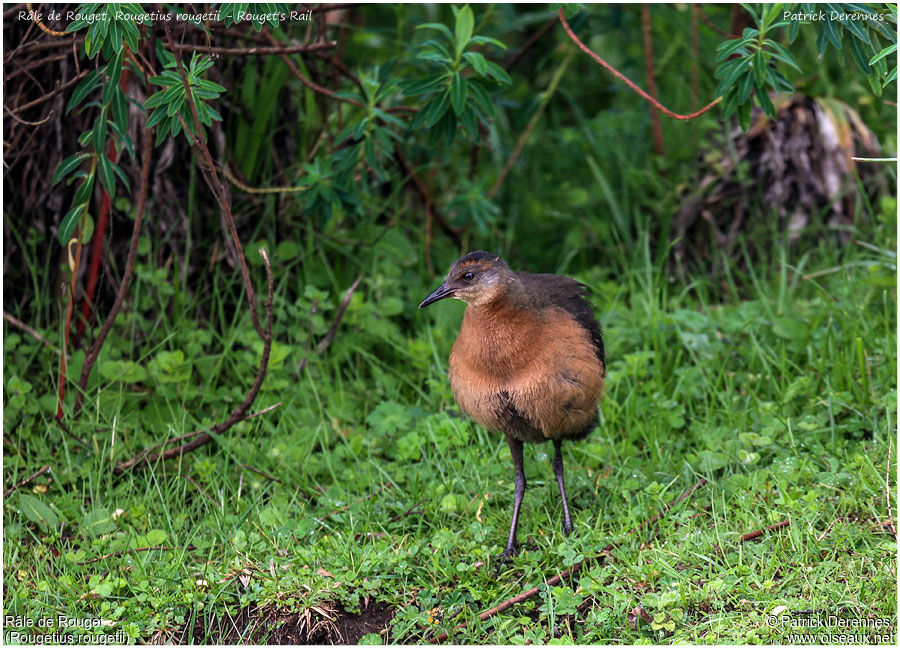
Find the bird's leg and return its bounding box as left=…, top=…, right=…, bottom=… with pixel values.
left=500, top=434, right=526, bottom=559
left=553, top=440, right=573, bottom=536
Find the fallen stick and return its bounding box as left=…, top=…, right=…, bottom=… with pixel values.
left=740, top=519, right=790, bottom=542
left=4, top=465, right=51, bottom=497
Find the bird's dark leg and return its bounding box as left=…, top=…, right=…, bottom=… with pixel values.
left=500, top=434, right=526, bottom=559
left=553, top=440, right=573, bottom=535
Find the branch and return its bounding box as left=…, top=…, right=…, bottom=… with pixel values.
left=262, top=29, right=416, bottom=114
left=426, top=478, right=707, bottom=643
left=740, top=519, right=790, bottom=542
left=487, top=50, right=573, bottom=200
left=298, top=276, right=363, bottom=373
left=25, top=2, right=67, bottom=36
left=161, top=16, right=266, bottom=338
left=395, top=149, right=463, bottom=246
left=3, top=311, right=64, bottom=356
left=558, top=9, right=721, bottom=121
left=170, top=40, right=337, bottom=56
left=3, top=465, right=51, bottom=497
left=5, top=69, right=90, bottom=114
left=641, top=5, right=665, bottom=156
left=113, top=255, right=274, bottom=474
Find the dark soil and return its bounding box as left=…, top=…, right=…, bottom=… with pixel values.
left=177, top=599, right=396, bottom=645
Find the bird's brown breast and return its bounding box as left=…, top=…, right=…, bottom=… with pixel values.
left=448, top=298, right=605, bottom=442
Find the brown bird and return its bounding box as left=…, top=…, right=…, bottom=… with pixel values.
left=419, top=251, right=606, bottom=558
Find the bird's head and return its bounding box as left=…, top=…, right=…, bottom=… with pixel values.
left=418, top=251, right=512, bottom=309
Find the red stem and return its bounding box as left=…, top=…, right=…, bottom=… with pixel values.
left=558, top=9, right=721, bottom=121
left=76, top=67, right=132, bottom=344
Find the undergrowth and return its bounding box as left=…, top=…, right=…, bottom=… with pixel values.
left=3, top=197, right=896, bottom=643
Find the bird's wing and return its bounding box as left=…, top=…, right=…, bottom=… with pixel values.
left=518, top=273, right=605, bottom=365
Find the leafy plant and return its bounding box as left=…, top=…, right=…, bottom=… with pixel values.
left=404, top=5, right=511, bottom=146
left=146, top=51, right=225, bottom=145
left=716, top=3, right=897, bottom=129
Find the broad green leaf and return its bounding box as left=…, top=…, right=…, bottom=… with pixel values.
left=18, top=494, right=59, bottom=531
left=53, top=153, right=89, bottom=185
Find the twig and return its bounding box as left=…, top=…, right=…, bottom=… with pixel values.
left=297, top=276, right=363, bottom=373
left=740, top=519, right=790, bottom=542
left=3, top=311, right=64, bottom=356
left=170, top=41, right=337, bottom=56
left=558, top=9, right=721, bottom=121
left=73, top=126, right=153, bottom=417
left=426, top=478, right=706, bottom=643
left=641, top=5, right=665, bottom=157
left=262, top=29, right=416, bottom=114
left=316, top=275, right=362, bottom=354
left=395, top=149, right=463, bottom=245
left=25, top=2, right=67, bottom=36
left=113, top=429, right=207, bottom=473
left=239, top=460, right=283, bottom=484
left=698, top=6, right=737, bottom=38
left=4, top=465, right=51, bottom=497
left=223, top=165, right=305, bottom=194
left=113, top=398, right=279, bottom=474
left=79, top=545, right=196, bottom=565
left=504, top=17, right=557, bottom=70
left=184, top=473, right=219, bottom=506
left=3, top=104, right=52, bottom=126
left=487, top=49, right=573, bottom=200
left=6, top=69, right=89, bottom=114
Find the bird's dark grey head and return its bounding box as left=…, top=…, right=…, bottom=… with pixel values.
left=418, top=251, right=512, bottom=309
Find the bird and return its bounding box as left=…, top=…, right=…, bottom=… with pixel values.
left=419, top=251, right=606, bottom=558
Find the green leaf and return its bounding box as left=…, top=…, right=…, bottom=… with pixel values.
left=18, top=494, right=59, bottom=531
left=715, top=58, right=751, bottom=96
left=80, top=508, right=116, bottom=536
left=869, top=42, right=897, bottom=66
left=93, top=114, right=107, bottom=152
left=97, top=153, right=116, bottom=197
left=716, top=38, right=753, bottom=62
left=737, top=70, right=755, bottom=103
left=454, top=5, right=475, bottom=56
left=463, top=51, right=488, bottom=75
left=450, top=73, right=467, bottom=115
left=484, top=60, right=512, bottom=85
left=764, top=39, right=802, bottom=72
left=53, top=153, right=89, bottom=185
left=59, top=204, right=85, bottom=245
left=737, top=95, right=752, bottom=130
left=847, top=36, right=873, bottom=74
left=756, top=84, right=776, bottom=120
left=416, top=22, right=454, bottom=42
left=72, top=173, right=95, bottom=205
left=469, top=35, right=507, bottom=50
left=822, top=16, right=842, bottom=50
left=66, top=71, right=101, bottom=114
left=424, top=90, right=451, bottom=128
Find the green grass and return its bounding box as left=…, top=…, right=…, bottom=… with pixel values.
left=3, top=220, right=897, bottom=644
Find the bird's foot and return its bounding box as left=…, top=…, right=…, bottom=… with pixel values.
left=497, top=544, right=519, bottom=562
left=563, top=520, right=573, bottom=536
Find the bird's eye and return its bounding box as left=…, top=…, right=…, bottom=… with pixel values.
left=462, top=272, right=475, bottom=282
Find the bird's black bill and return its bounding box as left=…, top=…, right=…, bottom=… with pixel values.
left=418, top=283, right=455, bottom=309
